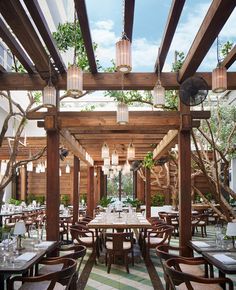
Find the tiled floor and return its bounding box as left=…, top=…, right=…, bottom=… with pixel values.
left=78, top=225, right=236, bottom=290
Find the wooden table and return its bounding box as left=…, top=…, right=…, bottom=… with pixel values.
left=189, top=240, right=225, bottom=253
left=0, top=240, right=57, bottom=290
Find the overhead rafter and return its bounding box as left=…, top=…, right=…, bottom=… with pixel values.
left=2, top=71, right=236, bottom=91
left=178, top=0, right=236, bottom=82
left=153, top=130, right=178, bottom=160
left=0, top=0, right=54, bottom=80
left=74, top=0, right=97, bottom=74
left=154, top=0, right=186, bottom=73
left=23, top=0, right=66, bottom=74
left=60, top=129, right=94, bottom=166
left=0, top=18, right=35, bottom=74
left=124, top=0, right=135, bottom=42
left=221, top=45, right=236, bottom=69
left=0, top=65, right=6, bottom=73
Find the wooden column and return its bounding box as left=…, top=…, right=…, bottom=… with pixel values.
left=87, top=166, right=94, bottom=217
left=94, top=167, right=99, bottom=207
left=118, top=171, right=122, bottom=201
left=133, top=170, right=137, bottom=199
left=73, top=157, right=80, bottom=224
left=137, top=173, right=145, bottom=203
left=20, top=165, right=27, bottom=201
left=99, top=168, right=105, bottom=199
left=46, top=130, right=60, bottom=241
left=178, top=103, right=192, bottom=256
left=104, top=174, right=107, bottom=197
left=145, top=167, right=151, bottom=219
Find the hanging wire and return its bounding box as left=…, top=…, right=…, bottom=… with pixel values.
left=216, top=36, right=221, bottom=66
left=157, top=47, right=161, bottom=85
left=121, top=0, right=129, bottom=40
left=73, top=9, right=77, bottom=65
left=121, top=72, right=125, bottom=102
left=48, top=55, right=52, bottom=85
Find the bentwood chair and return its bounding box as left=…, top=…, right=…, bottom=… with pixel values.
left=164, top=257, right=234, bottom=290
left=105, top=232, right=134, bottom=274
left=7, top=258, right=77, bottom=290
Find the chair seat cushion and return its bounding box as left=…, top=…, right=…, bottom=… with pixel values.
left=180, top=264, right=204, bottom=276
left=19, top=281, right=66, bottom=290
left=78, top=236, right=96, bottom=244
left=145, top=237, right=165, bottom=245
left=177, top=282, right=222, bottom=290
left=106, top=241, right=131, bottom=250
left=38, top=263, right=63, bottom=275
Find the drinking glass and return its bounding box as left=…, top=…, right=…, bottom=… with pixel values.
left=29, top=225, right=39, bottom=248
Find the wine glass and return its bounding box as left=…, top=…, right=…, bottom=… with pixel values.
left=29, top=225, right=39, bottom=249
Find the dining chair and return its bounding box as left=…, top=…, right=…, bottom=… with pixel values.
left=7, top=257, right=77, bottom=290
left=156, top=245, right=213, bottom=290
left=105, top=232, right=134, bottom=274
left=164, top=257, right=234, bottom=290
left=191, top=213, right=207, bottom=237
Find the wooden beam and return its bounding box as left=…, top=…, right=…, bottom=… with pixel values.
left=87, top=166, right=94, bottom=217
left=145, top=167, right=151, bottom=219
left=0, top=0, right=54, bottom=79
left=74, top=0, right=97, bottom=74
left=153, top=130, right=178, bottom=160
left=0, top=18, right=35, bottom=74
left=155, top=0, right=186, bottom=73
left=124, top=0, right=135, bottom=42
left=2, top=72, right=236, bottom=91
left=221, top=45, right=236, bottom=69
left=60, top=129, right=93, bottom=166
left=178, top=0, right=236, bottom=82
left=0, top=64, right=6, bottom=73
left=23, top=0, right=66, bottom=74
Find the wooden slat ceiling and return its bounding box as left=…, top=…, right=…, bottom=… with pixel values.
left=0, top=1, right=235, bottom=165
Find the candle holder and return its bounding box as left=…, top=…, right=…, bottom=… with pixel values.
left=14, top=221, right=26, bottom=250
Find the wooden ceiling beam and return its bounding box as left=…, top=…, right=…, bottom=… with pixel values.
left=153, top=130, right=178, bottom=160
left=155, top=0, right=186, bottom=73
left=0, top=18, right=35, bottom=74
left=23, top=0, right=66, bottom=74
left=3, top=71, right=236, bottom=91
left=124, top=0, right=135, bottom=42
left=60, top=129, right=93, bottom=166
left=178, top=0, right=236, bottom=82
left=0, top=0, right=53, bottom=80
left=221, top=45, right=236, bottom=69
left=74, top=0, right=97, bottom=74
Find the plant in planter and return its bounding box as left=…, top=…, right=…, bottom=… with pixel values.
left=151, top=193, right=165, bottom=206
left=124, top=197, right=142, bottom=210
left=60, top=194, right=70, bottom=207
left=99, top=196, right=114, bottom=208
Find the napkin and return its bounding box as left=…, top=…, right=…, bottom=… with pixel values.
left=213, top=254, right=236, bottom=264
left=34, top=241, right=54, bottom=248
left=112, top=222, right=126, bottom=225
left=191, top=241, right=211, bottom=247
left=15, top=252, right=37, bottom=261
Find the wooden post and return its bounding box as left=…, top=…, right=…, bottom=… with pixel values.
left=133, top=170, right=137, bottom=199
left=145, top=167, right=151, bottom=219
left=104, top=174, right=107, bottom=197
left=20, top=165, right=27, bottom=201
left=46, top=130, right=60, bottom=241
left=137, top=173, right=145, bottom=203
left=87, top=166, right=94, bottom=217
left=73, top=157, right=80, bottom=224
left=118, top=171, right=122, bottom=201
left=99, top=168, right=105, bottom=199
left=178, top=102, right=192, bottom=256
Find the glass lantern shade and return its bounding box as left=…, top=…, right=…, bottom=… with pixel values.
left=117, top=102, right=129, bottom=125
left=101, top=143, right=109, bottom=159
left=104, top=157, right=110, bottom=167
left=26, top=161, right=33, bottom=172
left=43, top=84, right=56, bottom=106
left=212, top=66, right=227, bottom=93
left=67, top=64, right=83, bottom=95
left=152, top=83, right=165, bottom=106
left=116, top=39, right=132, bottom=73
left=111, top=150, right=119, bottom=165
left=127, top=143, right=135, bottom=160
left=65, top=164, right=70, bottom=174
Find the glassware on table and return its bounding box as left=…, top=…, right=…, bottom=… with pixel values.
left=29, top=225, right=39, bottom=248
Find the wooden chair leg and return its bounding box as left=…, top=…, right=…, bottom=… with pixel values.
left=107, top=253, right=112, bottom=273
left=125, top=254, right=129, bottom=274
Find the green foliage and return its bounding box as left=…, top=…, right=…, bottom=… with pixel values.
left=151, top=193, right=165, bottom=206
left=8, top=198, right=22, bottom=206
left=11, top=59, right=26, bottom=73
left=80, top=193, right=87, bottom=204
left=81, top=105, right=96, bottom=111
left=60, top=194, right=70, bottom=206
left=124, top=197, right=142, bottom=208
left=53, top=22, right=100, bottom=71
left=99, top=196, right=114, bottom=207
left=172, top=51, right=185, bottom=72
left=33, top=92, right=42, bottom=104
left=220, top=41, right=233, bottom=59
left=27, top=194, right=45, bottom=205
left=0, top=225, right=11, bottom=241
left=143, top=152, right=155, bottom=169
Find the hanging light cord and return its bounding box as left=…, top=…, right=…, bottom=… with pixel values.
left=157, top=47, right=161, bottom=86
left=216, top=36, right=220, bottom=66
left=73, top=9, right=77, bottom=65
left=121, top=0, right=128, bottom=40
left=121, top=72, right=125, bottom=103
left=48, top=56, right=52, bottom=85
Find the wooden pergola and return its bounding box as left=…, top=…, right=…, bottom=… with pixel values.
left=0, top=0, right=236, bottom=255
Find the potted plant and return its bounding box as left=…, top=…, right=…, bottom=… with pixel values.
left=99, top=196, right=114, bottom=208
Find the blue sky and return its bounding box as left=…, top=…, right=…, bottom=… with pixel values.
left=84, top=0, right=236, bottom=72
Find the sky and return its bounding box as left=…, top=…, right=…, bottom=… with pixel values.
left=83, top=0, right=236, bottom=72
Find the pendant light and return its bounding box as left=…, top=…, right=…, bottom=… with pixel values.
left=43, top=57, right=56, bottom=106
left=115, top=0, right=132, bottom=73
left=104, top=157, right=110, bottom=167
left=26, top=161, right=33, bottom=172
left=152, top=48, right=165, bottom=106
left=65, top=163, right=70, bottom=174
left=112, top=149, right=119, bottom=165
left=101, top=143, right=109, bottom=159
left=67, top=10, right=83, bottom=96
left=212, top=37, right=227, bottom=93
left=117, top=101, right=128, bottom=125
left=127, top=142, right=135, bottom=160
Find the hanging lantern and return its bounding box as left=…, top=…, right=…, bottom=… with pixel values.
left=59, top=168, right=62, bottom=176
left=101, top=143, right=109, bottom=159
left=117, top=102, right=128, bottom=125
left=104, top=157, right=110, bottom=167
left=102, top=166, right=109, bottom=175
left=152, top=83, right=165, bottom=106
left=122, top=160, right=130, bottom=175
left=112, top=149, right=119, bottom=165
left=212, top=66, right=227, bottom=93
left=67, top=64, right=83, bottom=95
left=116, top=38, right=132, bottom=73
left=65, top=164, right=70, bottom=174
left=127, top=143, right=135, bottom=160
left=43, top=84, right=56, bottom=106
left=26, top=161, right=33, bottom=172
